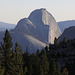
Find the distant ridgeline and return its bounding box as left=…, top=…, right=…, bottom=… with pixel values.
left=58, top=20, right=75, bottom=33
left=0, top=21, right=16, bottom=31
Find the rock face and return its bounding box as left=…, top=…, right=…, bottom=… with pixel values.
left=58, top=26, right=75, bottom=41
left=28, top=8, right=61, bottom=44
left=0, top=8, right=61, bottom=53
left=58, top=20, right=75, bottom=33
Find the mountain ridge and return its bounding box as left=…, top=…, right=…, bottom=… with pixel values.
left=58, top=26, right=75, bottom=41
left=58, top=20, right=75, bottom=33
left=0, top=8, right=61, bottom=53
left=0, top=21, right=16, bottom=31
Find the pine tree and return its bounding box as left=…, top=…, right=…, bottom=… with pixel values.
left=41, top=50, right=49, bottom=75
left=54, top=37, right=58, bottom=47
left=36, top=49, right=40, bottom=56
left=49, top=44, right=53, bottom=50
left=39, top=65, right=44, bottom=75
left=28, top=54, right=40, bottom=75
left=23, top=66, right=27, bottom=75
left=13, top=42, right=23, bottom=75
left=56, top=64, right=61, bottom=75
left=45, top=46, right=49, bottom=52
left=23, top=51, right=29, bottom=75
left=63, top=37, right=66, bottom=44
left=62, top=37, right=67, bottom=48
left=50, top=58, right=56, bottom=75
left=23, top=51, right=29, bottom=67
left=58, top=40, right=62, bottom=47
left=62, top=68, right=69, bottom=75
left=1, top=29, right=13, bottom=75
left=0, top=62, right=5, bottom=75
left=0, top=43, right=4, bottom=75
left=34, top=55, right=40, bottom=75
left=9, top=42, right=23, bottom=75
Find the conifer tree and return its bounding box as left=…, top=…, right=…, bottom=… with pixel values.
left=41, top=50, right=49, bottom=75
left=1, top=29, right=12, bottom=75
left=0, top=62, right=5, bottom=75
left=39, top=65, right=44, bottom=75
left=28, top=54, right=40, bottom=75
left=23, top=51, right=29, bottom=67
left=63, top=37, right=66, bottom=44
left=0, top=43, right=4, bottom=75
left=54, top=37, right=58, bottom=47
left=56, top=64, right=61, bottom=75
left=13, top=42, right=23, bottom=75
left=9, top=42, right=23, bottom=75
left=62, top=68, right=69, bottom=75
left=45, top=46, right=49, bottom=52
left=34, top=55, right=40, bottom=75
left=49, top=44, right=53, bottom=50
left=36, top=49, right=40, bottom=56
left=62, top=37, right=67, bottom=48
left=50, top=58, right=56, bottom=75
left=23, top=66, right=27, bottom=75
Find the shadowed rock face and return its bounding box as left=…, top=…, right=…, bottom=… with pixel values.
left=0, top=8, right=61, bottom=53
left=58, top=26, right=75, bottom=41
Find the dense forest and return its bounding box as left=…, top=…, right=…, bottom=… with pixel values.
left=0, top=29, right=75, bottom=75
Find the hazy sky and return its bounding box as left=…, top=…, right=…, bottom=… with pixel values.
left=0, top=0, right=75, bottom=24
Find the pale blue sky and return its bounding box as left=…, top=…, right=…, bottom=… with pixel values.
left=0, top=0, right=75, bottom=24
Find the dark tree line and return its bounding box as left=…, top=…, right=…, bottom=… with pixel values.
left=0, top=30, right=69, bottom=75
left=45, top=37, right=75, bottom=75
